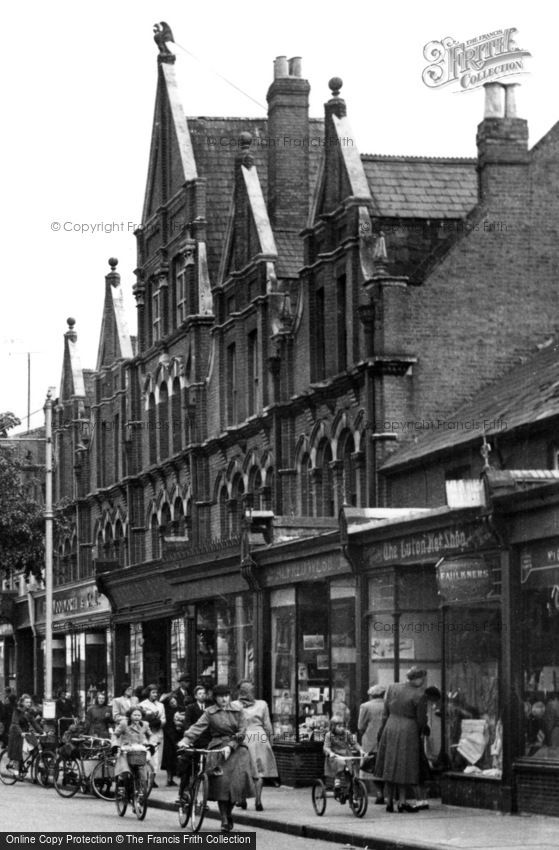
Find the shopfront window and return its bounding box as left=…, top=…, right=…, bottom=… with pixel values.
left=271, top=580, right=356, bottom=744
left=445, top=606, right=501, bottom=775
left=170, top=617, right=187, bottom=685
left=522, top=586, right=559, bottom=760
left=196, top=594, right=253, bottom=690
left=368, top=567, right=440, bottom=689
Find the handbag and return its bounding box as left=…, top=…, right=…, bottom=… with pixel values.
left=361, top=750, right=376, bottom=773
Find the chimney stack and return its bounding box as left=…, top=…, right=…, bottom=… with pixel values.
left=266, top=56, right=310, bottom=230
left=477, top=82, right=528, bottom=200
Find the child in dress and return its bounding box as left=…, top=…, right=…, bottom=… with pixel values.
left=323, top=716, right=362, bottom=797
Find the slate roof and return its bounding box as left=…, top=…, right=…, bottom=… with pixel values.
left=361, top=156, right=478, bottom=219
left=382, top=340, right=559, bottom=471
left=274, top=230, right=303, bottom=278
left=188, top=117, right=324, bottom=281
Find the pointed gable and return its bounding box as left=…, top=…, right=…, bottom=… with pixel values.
left=96, top=259, right=133, bottom=370
left=142, top=55, right=197, bottom=224
left=59, top=318, right=86, bottom=402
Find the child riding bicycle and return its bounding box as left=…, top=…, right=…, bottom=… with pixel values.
left=323, top=716, right=363, bottom=799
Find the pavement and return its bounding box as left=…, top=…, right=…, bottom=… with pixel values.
left=148, top=776, right=559, bottom=850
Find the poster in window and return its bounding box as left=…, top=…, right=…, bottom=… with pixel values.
left=298, top=663, right=308, bottom=681
left=303, top=634, right=325, bottom=650
left=316, top=653, right=329, bottom=670
left=274, top=654, right=292, bottom=689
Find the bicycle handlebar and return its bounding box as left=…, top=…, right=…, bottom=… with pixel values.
left=178, top=746, right=230, bottom=753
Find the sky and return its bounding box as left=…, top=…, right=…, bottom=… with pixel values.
left=1, top=0, right=555, bottom=432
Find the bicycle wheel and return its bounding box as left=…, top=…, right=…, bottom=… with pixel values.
left=0, top=749, right=18, bottom=786
left=188, top=773, right=208, bottom=833
left=34, top=750, right=56, bottom=788
left=90, top=758, right=116, bottom=800
left=54, top=756, right=81, bottom=798
left=311, top=779, right=327, bottom=816
left=115, top=774, right=129, bottom=817
left=177, top=789, right=192, bottom=829
left=133, top=772, right=148, bottom=821
left=349, top=778, right=368, bottom=818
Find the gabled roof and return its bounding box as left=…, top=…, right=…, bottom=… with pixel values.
left=188, top=117, right=324, bottom=282
left=361, top=156, right=478, bottom=219
left=96, top=263, right=134, bottom=371
left=382, top=340, right=559, bottom=471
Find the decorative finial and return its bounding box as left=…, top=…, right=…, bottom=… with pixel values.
left=108, top=257, right=118, bottom=271
left=372, top=231, right=390, bottom=276
left=481, top=432, right=492, bottom=470
left=153, top=22, right=175, bottom=57
left=239, top=131, right=253, bottom=151
left=328, top=77, right=343, bottom=97
left=67, top=317, right=76, bottom=329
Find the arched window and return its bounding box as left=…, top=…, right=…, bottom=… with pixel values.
left=265, top=468, right=275, bottom=512
left=230, top=474, right=245, bottom=536
left=161, top=503, right=171, bottom=538
left=104, top=523, right=114, bottom=562
left=340, top=432, right=357, bottom=507
left=148, top=393, right=157, bottom=466
left=115, top=520, right=126, bottom=567
left=219, top=486, right=229, bottom=540
left=174, top=497, right=185, bottom=536
left=159, top=383, right=169, bottom=460
left=248, top=467, right=262, bottom=511
left=171, top=377, right=182, bottom=455
left=300, top=453, right=312, bottom=516
left=317, top=440, right=334, bottom=517
left=150, top=514, right=160, bottom=560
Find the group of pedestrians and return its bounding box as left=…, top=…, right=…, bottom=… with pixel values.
left=355, top=667, right=441, bottom=813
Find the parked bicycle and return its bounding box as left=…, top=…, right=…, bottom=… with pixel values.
left=311, top=754, right=368, bottom=818
left=54, top=735, right=114, bottom=799
left=176, top=747, right=228, bottom=833
left=114, top=745, right=151, bottom=821
left=0, top=731, right=57, bottom=787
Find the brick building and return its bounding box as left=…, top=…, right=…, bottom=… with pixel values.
left=11, top=27, right=559, bottom=798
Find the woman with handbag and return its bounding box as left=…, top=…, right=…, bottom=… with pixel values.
left=358, top=684, right=386, bottom=804
left=7, top=693, right=43, bottom=775
left=139, top=685, right=165, bottom=784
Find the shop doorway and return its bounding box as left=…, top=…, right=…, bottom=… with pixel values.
left=142, top=619, right=169, bottom=692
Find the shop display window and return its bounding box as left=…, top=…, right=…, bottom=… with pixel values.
left=195, top=594, right=253, bottom=690
left=522, top=587, right=559, bottom=761
left=270, top=580, right=357, bottom=743
left=445, top=606, right=501, bottom=777
left=170, top=617, right=187, bottom=686
left=368, top=567, right=440, bottom=689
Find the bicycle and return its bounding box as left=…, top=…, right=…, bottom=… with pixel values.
left=311, top=754, right=368, bottom=818
left=0, top=732, right=56, bottom=787
left=114, top=746, right=151, bottom=821
left=53, top=735, right=113, bottom=799
left=176, top=746, right=229, bottom=833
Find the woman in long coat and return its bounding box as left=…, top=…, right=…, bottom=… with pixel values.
left=7, top=694, right=43, bottom=769
left=232, top=680, right=278, bottom=810
left=358, top=684, right=386, bottom=803
left=178, top=683, right=254, bottom=832
left=374, top=666, right=428, bottom=813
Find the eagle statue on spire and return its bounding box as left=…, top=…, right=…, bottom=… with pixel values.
left=153, top=22, right=175, bottom=56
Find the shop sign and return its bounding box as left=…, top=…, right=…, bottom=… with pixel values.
left=365, top=521, right=495, bottom=568
left=263, top=554, right=344, bottom=586
left=437, top=557, right=494, bottom=602
left=520, top=538, right=559, bottom=588
left=36, top=585, right=111, bottom=623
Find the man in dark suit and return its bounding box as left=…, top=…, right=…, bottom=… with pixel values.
left=176, top=684, right=209, bottom=802
left=173, top=674, right=194, bottom=711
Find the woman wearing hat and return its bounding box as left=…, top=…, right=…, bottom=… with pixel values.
left=374, top=666, right=428, bottom=813
left=178, top=683, right=254, bottom=833
left=358, top=684, right=386, bottom=804
left=139, top=685, right=166, bottom=783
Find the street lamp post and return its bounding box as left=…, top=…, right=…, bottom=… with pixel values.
left=43, top=389, right=55, bottom=718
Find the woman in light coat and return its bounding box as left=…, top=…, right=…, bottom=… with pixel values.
left=139, top=684, right=166, bottom=783
left=232, top=680, right=278, bottom=810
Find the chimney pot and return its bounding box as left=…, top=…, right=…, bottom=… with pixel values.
left=483, top=83, right=505, bottom=118
left=274, top=56, right=288, bottom=79
left=288, top=56, right=302, bottom=77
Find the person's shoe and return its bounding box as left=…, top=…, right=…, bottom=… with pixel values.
left=151, top=781, right=158, bottom=788
left=255, top=802, right=263, bottom=812
left=166, top=779, right=177, bottom=787
left=398, top=803, right=420, bottom=813
left=374, top=796, right=385, bottom=805
left=212, top=767, right=223, bottom=776
left=386, top=802, right=394, bottom=813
